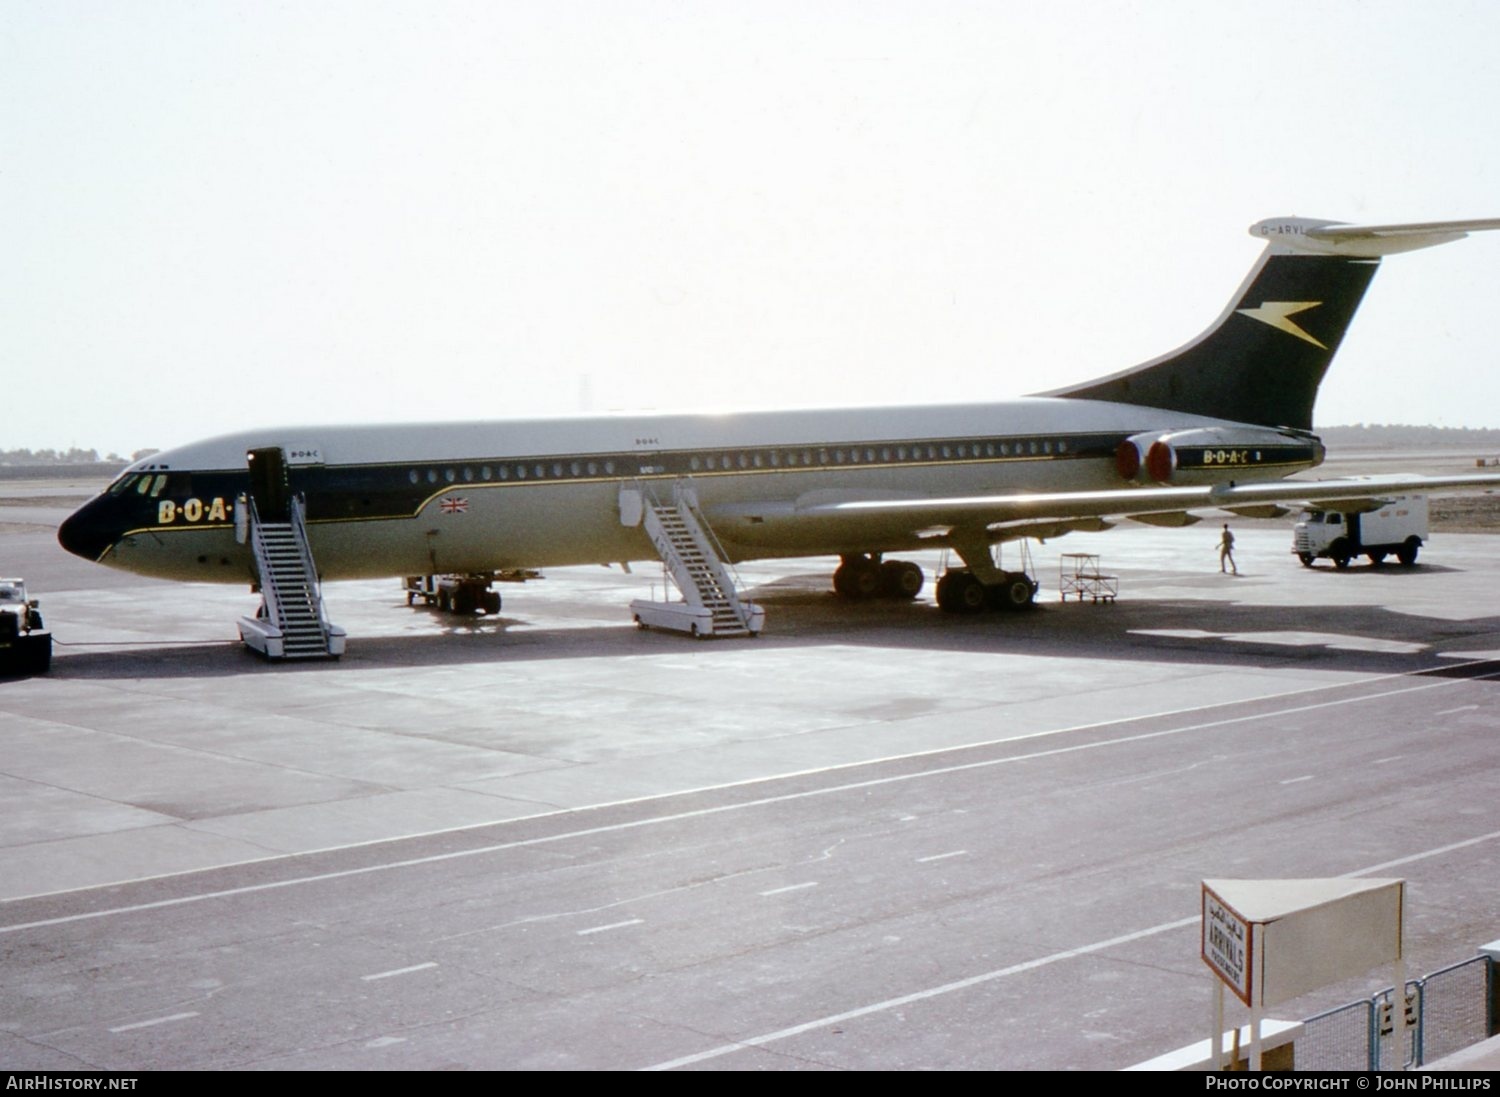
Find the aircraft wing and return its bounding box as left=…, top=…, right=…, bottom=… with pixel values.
left=708, top=472, right=1500, bottom=548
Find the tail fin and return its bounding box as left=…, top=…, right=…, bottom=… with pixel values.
left=1046, top=217, right=1500, bottom=430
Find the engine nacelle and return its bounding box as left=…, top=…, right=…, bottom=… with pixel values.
left=1132, top=427, right=1324, bottom=485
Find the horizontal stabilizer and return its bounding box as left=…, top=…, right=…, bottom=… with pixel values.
left=1253, top=216, right=1500, bottom=257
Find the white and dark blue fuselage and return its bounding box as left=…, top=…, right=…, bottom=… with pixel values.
left=58, top=216, right=1500, bottom=586
left=57, top=398, right=1317, bottom=583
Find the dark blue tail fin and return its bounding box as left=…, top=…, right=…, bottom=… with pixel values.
left=1046, top=217, right=1500, bottom=430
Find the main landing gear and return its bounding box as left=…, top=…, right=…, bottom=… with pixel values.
left=831, top=552, right=1039, bottom=613
left=404, top=574, right=503, bottom=615
left=832, top=554, right=925, bottom=600
left=934, top=568, right=1038, bottom=614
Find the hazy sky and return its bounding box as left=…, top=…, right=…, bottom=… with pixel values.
left=7, top=1, right=1500, bottom=455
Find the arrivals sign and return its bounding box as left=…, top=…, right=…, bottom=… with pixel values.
left=1202, top=885, right=1252, bottom=1005
left=1199, top=878, right=1404, bottom=1009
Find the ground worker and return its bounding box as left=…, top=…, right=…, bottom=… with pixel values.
left=1219, top=523, right=1238, bottom=575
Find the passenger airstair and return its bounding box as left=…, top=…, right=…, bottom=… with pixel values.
left=237, top=496, right=345, bottom=660
left=630, top=483, right=764, bottom=638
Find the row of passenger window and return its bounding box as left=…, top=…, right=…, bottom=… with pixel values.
left=406, top=437, right=1072, bottom=487
left=408, top=459, right=621, bottom=486
left=688, top=438, right=1067, bottom=471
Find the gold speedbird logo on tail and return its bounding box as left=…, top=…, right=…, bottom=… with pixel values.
left=1235, top=301, right=1327, bottom=348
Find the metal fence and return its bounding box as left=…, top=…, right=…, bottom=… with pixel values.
left=1299, top=954, right=1492, bottom=1070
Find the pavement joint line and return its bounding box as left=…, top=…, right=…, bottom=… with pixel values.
left=3, top=665, right=1493, bottom=932
left=639, top=825, right=1500, bottom=1071
left=107, top=1012, right=200, bottom=1033
left=915, top=850, right=968, bottom=863
left=577, top=919, right=644, bottom=936
left=759, top=882, right=818, bottom=897
left=360, top=962, right=438, bottom=981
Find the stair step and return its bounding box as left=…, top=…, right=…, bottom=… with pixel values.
left=250, top=505, right=338, bottom=660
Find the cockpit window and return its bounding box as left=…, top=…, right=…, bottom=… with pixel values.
left=108, top=473, right=141, bottom=496
left=147, top=474, right=168, bottom=498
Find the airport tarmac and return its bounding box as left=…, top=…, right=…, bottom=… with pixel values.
left=2, top=482, right=1498, bottom=1070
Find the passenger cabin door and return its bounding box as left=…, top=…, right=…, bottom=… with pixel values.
left=247, top=447, right=291, bottom=522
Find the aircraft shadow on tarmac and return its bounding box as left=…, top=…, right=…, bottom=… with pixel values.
left=38, top=578, right=1500, bottom=684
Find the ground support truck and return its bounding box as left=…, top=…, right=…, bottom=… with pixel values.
left=1293, top=496, right=1427, bottom=569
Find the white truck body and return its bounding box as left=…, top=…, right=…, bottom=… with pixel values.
left=1293, top=495, right=1428, bottom=568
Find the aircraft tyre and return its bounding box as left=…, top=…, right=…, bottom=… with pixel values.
left=958, top=575, right=987, bottom=613
left=1398, top=538, right=1420, bottom=566
left=881, top=560, right=924, bottom=600
left=936, top=571, right=987, bottom=614
left=1002, top=574, right=1037, bottom=611
left=833, top=556, right=881, bottom=599
left=935, top=572, right=955, bottom=612
left=482, top=590, right=502, bottom=615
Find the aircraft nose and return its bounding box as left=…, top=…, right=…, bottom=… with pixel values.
left=57, top=499, right=118, bottom=562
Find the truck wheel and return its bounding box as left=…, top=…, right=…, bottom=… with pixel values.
left=23, top=636, right=51, bottom=674
left=1397, top=539, right=1420, bottom=566
left=1298, top=553, right=1315, bottom=568
left=1368, top=552, right=1386, bottom=567
left=1330, top=540, right=1351, bottom=570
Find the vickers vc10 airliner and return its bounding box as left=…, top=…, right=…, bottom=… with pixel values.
left=58, top=216, right=1500, bottom=649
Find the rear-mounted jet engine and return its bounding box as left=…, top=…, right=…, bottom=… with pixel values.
left=1116, top=428, right=1325, bottom=486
